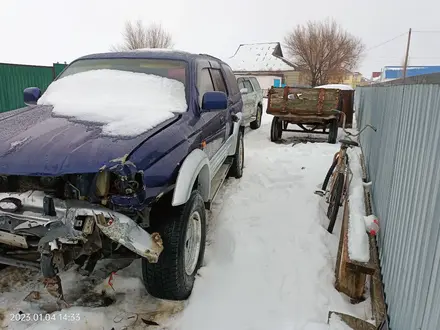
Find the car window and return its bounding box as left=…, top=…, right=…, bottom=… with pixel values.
left=249, top=77, right=261, bottom=91
left=197, top=68, right=215, bottom=106
left=210, top=69, right=228, bottom=94
left=237, top=78, right=245, bottom=90
left=58, top=58, right=187, bottom=85
left=221, top=64, right=240, bottom=95
left=244, top=80, right=254, bottom=93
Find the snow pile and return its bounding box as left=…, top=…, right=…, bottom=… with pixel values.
left=227, top=43, right=294, bottom=72
left=166, top=107, right=371, bottom=330
left=314, top=84, right=354, bottom=91
left=0, top=104, right=372, bottom=330
left=346, top=147, right=370, bottom=262
left=38, top=69, right=187, bottom=137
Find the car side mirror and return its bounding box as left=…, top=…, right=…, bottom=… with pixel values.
left=240, top=88, right=248, bottom=94
left=201, top=91, right=228, bottom=112
left=24, top=87, right=42, bottom=105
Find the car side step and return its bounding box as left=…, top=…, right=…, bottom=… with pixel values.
left=205, top=160, right=232, bottom=210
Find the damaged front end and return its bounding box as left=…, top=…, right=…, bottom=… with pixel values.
left=0, top=158, right=163, bottom=306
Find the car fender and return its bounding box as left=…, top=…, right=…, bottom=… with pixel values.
left=172, top=148, right=211, bottom=206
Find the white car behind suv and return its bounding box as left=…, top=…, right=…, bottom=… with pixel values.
left=237, top=76, right=263, bottom=129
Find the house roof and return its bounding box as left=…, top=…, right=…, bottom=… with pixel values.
left=227, top=42, right=296, bottom=72
left=383, top=66, right=440, bottom=79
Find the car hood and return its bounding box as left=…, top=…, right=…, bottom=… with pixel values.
left=0, top=105, right=178, bottom=176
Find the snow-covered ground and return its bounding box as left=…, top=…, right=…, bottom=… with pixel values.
left=0, top=102, right=371, bottom=329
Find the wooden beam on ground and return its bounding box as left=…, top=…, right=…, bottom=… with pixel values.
left=335, top=199, right=369, bottom=302
left=328, top=311, right=376, bottom=330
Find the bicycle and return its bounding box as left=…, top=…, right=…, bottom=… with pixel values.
left=314, top=111, right=377, bottom=234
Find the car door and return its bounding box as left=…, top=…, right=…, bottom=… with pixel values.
left=196, top=66, right=225, bottom=160
left=243, top=79, right=257, bottom=118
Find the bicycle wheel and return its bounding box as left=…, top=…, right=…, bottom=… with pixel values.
left=321, top=157, right=338, bottom=191
left=327, top=172, right=345, bottom=234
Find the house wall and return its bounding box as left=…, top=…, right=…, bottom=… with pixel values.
left=284, top=71, right=302, bottom=86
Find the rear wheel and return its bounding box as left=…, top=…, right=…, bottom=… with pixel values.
left=142, top=190, right=206, bottom=300
left=270, top=117, right=282, bottom=142
left=328, top=119, right=338, bottom=144
left=250, top=105, right=262, bottom=130
left=327, top=172, right=345, bottom=234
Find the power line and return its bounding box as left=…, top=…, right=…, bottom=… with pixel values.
left=365, top=32, right=408, bottom=52
left=413, top=30, right=440, bottom=33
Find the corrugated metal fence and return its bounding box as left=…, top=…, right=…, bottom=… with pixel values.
left=355, top=83, right=440, bottom=330
left=0, top=62, right=67, bottom=113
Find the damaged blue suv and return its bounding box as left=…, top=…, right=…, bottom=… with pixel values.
left=0, top=49, right=245, bottom=305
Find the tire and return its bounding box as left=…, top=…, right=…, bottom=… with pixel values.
left=321, top=157, right=338, bottom=191
left=250, top=105, right=262, bottom=130
left=142, top=190, right=206, bottom=300
left=327, top=119, right=338, bottom=144
left=270, top=117, right=282, bottom=142
left=228, top=129, right=244, bottom=178
left=327, top=172, right=344, bottom=234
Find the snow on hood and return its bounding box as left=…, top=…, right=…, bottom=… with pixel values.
left=314, top=84, right=354, bottom=91
left=37, top=69, right=188, bottom=137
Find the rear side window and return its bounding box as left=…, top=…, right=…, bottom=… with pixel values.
left=210, top=69, right=228, bottom=94
left=249, top=77, right=261, bottom=91
left=221, top=64, right=240, bottom=95
left=237, top=78, right=245, bottom=90
left=197, top=68, right=215, bottom=105
left=244, top=80, right=254, bottom=92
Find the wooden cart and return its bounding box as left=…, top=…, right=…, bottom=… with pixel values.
left=267, top=86, right=341, bottom=144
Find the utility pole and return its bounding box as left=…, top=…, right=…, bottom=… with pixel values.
left=402, top=28, right=412, bottom=81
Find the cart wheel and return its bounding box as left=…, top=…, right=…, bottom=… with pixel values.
left=270, top=117, right=282, bottom=142
left=327, top=119, right=338, bottom=144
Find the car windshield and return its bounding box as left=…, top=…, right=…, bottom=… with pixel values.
left=38, top=58, right=189, bottom=137
left=58, top=58, right=187, bottom=86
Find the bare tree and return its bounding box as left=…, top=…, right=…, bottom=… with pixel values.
left=112, top=20, right=173, bottom=51
left=284, top=19, right=365, bottom=86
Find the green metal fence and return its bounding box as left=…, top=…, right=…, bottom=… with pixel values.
left=0, top=62, right=67, bottom=113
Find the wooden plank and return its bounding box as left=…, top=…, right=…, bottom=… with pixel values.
left=335, top=199, right=369, bottom=302
left=328, top=311, right=376, bottom=330
left=267, top=87, right=340, bottom=117
left=360, top=154, right=388, bottom=325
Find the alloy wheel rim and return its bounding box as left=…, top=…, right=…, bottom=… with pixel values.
left=184, top=211, right=202, bottom=276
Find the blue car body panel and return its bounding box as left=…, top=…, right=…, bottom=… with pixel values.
left=0, top=50, right=243, bottom=209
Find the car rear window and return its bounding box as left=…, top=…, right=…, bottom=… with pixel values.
left=57, top=58, right=187, bottom=86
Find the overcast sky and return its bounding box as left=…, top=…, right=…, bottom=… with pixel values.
left=1, top=0, right=439, bottom=78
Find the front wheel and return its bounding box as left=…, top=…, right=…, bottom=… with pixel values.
left=142, top=190, right=206, bottom=300
left=327, top=172, right=345, bottom=234
left=270, top=117, right=282, bottom=142
left=228, top=129, right=244, bottom=178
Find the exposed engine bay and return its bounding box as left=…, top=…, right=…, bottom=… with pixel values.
left=0, top=168, right=163, bottom=308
